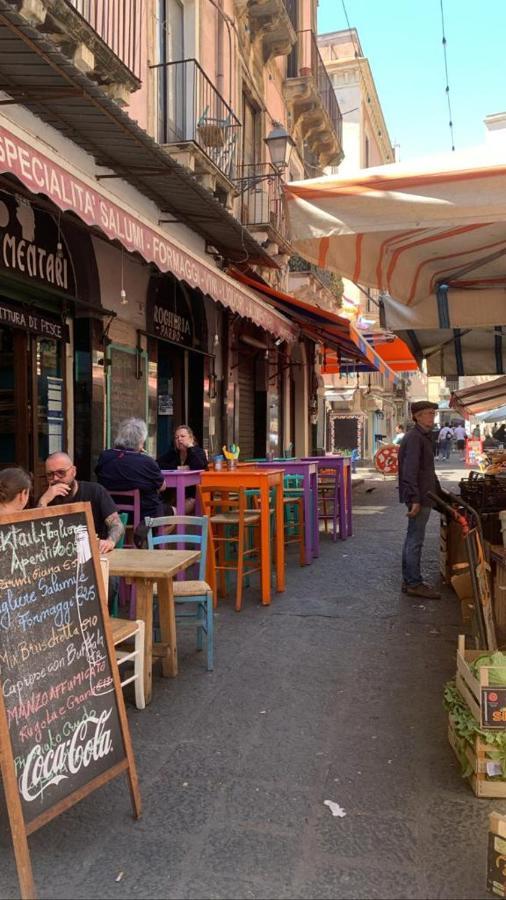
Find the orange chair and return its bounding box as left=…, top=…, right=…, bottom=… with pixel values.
left=197, top=485, right=261, bottom=611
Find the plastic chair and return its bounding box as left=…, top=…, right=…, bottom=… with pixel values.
left=145, top=515, right=214, bottom=671
left=110, top=617, right=146, bottom=709
left=197, top=485, right=261, bottom=612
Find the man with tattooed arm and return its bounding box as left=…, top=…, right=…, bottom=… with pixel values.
left=37, top=452, right=124, bottom=554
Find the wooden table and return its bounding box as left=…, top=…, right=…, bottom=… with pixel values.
left=255, top=460, right=319, bottom=563
left=302, top=456, right=353, bottom=539
left=108, top=548, right=200, bottom=704
left=200, top=468, right=285, bottom=604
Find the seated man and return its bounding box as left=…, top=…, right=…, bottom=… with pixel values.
left=38, top=451, right=124, bottom=553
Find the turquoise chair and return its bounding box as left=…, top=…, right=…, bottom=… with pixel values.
left=144, top=515, right=214, bottom=671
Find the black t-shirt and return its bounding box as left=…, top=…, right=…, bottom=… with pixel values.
left=95, top=448, right=165, bottom=519
left=48, top=481, right=117, bottom=539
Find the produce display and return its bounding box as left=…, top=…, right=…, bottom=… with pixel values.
left=483, top=450, right=506, bottom=475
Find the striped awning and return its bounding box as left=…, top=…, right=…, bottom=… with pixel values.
left=284, top=147, right=506, bottom=309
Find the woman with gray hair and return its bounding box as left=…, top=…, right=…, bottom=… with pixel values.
left=95, top=417, right=166, bottom=520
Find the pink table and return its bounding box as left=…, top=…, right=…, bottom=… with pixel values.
left=161, top=468, right=204, bottom=516
left=255, top=460, right=319, bottom=563
left=301, top=456, right=353, bottom=540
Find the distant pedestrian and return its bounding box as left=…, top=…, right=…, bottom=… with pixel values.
left=453, top=422, right=467, bottom=461
left=431, top=425, right=441, bottom=458
left=438, top=424, right=454, bottom=460
left=398, top=400, right=441, bottom=599
left=392, top=424, right=405, bottom=446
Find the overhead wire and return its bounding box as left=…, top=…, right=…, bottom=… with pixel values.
left=439, top=0, right=456, bottom=151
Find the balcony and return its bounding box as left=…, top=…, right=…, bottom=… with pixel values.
left=235, top=0, right=296, bottom=62
left=14, top=0, right=141, bottom=101
left=284, top=30, right=343, bottom=167
left=236, top=163, right=290, bottom=254
left=151, top=59, right=241, bottom=205
left=288, top=255, right=344, bottom=313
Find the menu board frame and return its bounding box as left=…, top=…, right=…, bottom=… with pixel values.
left=0, top=503, right=141, bottom=899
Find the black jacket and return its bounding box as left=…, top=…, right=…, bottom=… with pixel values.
left=398, top=424, right=441, bottom=507
left=157, top=444, right=208, bottom=471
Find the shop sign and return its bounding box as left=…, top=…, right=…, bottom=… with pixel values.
left=481, top=687, right=506, bottom=729
left=152, top=303, right=192, bottom=345
left=0, top=189, right=75, bottom=294
left=0, top=123, right=296, bottom=344
left=0, top=298, right=68, bottom=341
left=147, top=281, right=195, bottom=348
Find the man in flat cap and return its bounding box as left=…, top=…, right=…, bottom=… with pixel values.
left=398, top=400, right=441, bottom=598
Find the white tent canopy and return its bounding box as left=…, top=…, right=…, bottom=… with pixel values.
left=450, top=376, right=506, bottom=416
left=285, top=147, right=506, bottom=375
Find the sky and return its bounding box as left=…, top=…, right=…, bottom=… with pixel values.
left=317, top=0, right=506, bottom=162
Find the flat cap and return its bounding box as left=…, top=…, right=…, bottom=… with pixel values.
left=410, top=400, right=439, bottom=415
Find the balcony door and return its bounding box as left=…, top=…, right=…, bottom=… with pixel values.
left=158, top=0, right=186, bottom=142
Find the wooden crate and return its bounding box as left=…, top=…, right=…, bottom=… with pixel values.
left=448, top=712, right=506, bottom=798
left=455, top=634, right=506, bottom=723
left=440, top=514, right=469, bottom=584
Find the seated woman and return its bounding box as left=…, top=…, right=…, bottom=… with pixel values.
left=0, top=467, right=31, bottom=513
left=157, top=424, right=208, bottom=514
left=96, top=417, right=166, bottom=522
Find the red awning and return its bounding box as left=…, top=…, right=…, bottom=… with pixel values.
left=230, top=270, right=400, bottom=385
left=372, top=337, right=418, bottom=372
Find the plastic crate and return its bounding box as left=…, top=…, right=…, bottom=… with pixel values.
left=459, top=475, right=506, bottom=511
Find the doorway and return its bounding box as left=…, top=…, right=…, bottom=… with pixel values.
left=0, top=325, right=65, bottom=498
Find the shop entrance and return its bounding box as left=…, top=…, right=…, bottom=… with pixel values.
left=155, top=343, right=204, bottom=456
left=0, top=323, right=65, bottom=498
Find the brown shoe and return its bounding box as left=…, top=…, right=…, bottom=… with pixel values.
left=406, top=583, right=441, bottom=599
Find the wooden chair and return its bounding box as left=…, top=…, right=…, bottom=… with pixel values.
left=317, top=469, right=340, bottom=541
left=197, top=485, right=261, bottom=612
left=110, top=618, right=146, bottom=709
left=145, top=515, right=214, bottom=671
left=282, top=475, right=306, bottom=566
left=108, top=491, right=141, bottom=617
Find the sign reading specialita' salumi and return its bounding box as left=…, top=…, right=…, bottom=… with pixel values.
left=0, top=504, right=140, bottom=900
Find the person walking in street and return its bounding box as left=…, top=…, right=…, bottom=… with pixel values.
left=453, top=422, right=467, bottom=461
left=393, top=423, right=405, bottom=445
left=438, top=423, right=454, bottom=460
left=398, top=400, right=441, bottom=599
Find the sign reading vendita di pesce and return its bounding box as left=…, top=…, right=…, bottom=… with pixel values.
left=0, top=504, right=140, bottom=899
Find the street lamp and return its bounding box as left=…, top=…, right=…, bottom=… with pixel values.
left=236, top=122, right=295, bottom=193
left=264, top=122, right=295, bottom=172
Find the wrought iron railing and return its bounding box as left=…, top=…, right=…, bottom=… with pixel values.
left=150, top=59, right=241, bottom=183
left=289, top=255, right=331, bottom=289
left=287, top=30, right=343, bottom=147
left=66, top=0, right=141, bottom=80
left=236, top=163, right=286, bottom=236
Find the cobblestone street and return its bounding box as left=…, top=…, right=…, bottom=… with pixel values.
left=1, top=460, right=501, bottom=900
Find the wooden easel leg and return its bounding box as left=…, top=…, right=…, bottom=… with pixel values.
left=0, top=754, right=36, bottom=899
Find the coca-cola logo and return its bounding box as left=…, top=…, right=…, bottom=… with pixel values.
left=19, top=709, right=113, bottom=802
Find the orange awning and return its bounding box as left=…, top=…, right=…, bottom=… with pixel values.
left=373, top=337, right=418, bottom=372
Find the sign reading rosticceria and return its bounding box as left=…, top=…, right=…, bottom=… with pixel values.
left=147, top=276, right=195, bottom=349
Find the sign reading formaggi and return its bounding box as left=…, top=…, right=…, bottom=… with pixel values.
left=0, top=504, right=140, bottom=899
left=0, top=123, right=296, bottom=345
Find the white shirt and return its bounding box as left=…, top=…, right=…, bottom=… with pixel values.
left=453, top=425, right=467, bottom=440
left=439, top=426, right=453, bottom=440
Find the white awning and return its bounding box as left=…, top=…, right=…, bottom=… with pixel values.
left=450, top=376, right=506, bottom=415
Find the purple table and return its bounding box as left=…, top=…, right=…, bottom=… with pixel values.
left=255, top=460, right=319, bottom=564
left=301, top=456, right=353, bottom=540
left=161, top=468, right=204, bottom=516
left=161, top=468, right=204, bottom=577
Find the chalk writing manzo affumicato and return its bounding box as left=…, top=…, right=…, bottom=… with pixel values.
left=19, top=709, right=114, bottom=802
left=0, top=508, right=126, bottom=822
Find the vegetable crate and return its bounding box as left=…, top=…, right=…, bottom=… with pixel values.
left=455, top=634, right=506, bottom=724
left=448, top=712, right=506, bottom=798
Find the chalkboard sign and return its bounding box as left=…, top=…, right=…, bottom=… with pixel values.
left=332, top=416, right=360, bottom=453
left=0, top=503, right=140, bottom=899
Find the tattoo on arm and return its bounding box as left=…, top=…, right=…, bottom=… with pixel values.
left=105, top=512, right=124, bottom=547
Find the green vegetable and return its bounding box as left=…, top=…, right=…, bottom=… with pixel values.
left=470, top=651, right=506, bottom=685
left=443, top=680, right=506, bottom=780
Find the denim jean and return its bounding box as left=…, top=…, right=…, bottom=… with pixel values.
left=402, top=505, right=432, bottom=586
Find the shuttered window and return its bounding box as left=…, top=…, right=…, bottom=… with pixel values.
left=238, top=356, right=255, bottom=459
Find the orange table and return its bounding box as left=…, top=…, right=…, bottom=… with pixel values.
left=200, top=468, right=285, bottom=605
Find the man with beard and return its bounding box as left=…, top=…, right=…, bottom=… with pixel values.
left=37, top=451, right=124, bottom=554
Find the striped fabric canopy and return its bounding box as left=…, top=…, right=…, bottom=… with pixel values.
left=284, top=147, right=506, bottom=310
